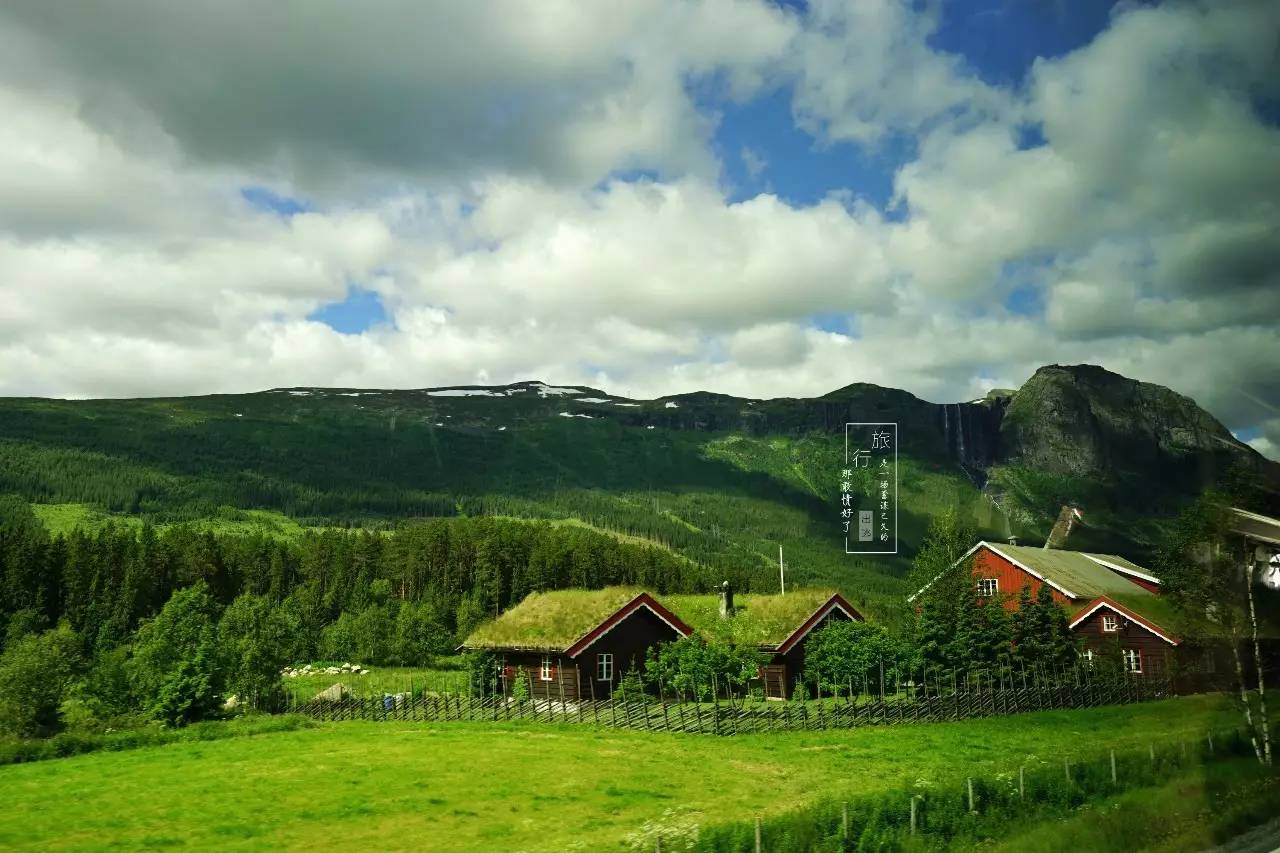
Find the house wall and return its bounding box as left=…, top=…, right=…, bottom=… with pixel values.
left=971, top=548, right=1071, bottom=610
left=502, top=653, right=581, bottom=701
left=1072, top=607, right=1175, bottom=676
left=498, top=606, right=683, bottom=701
left=574, top=606, right=683, bottom=699
left=763, top=608, right=855, bottom=699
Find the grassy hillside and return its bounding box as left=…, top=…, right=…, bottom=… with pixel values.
left=0, top=388, right=1016, bottom=617
left=0, top=694, right=1254, bottom=852
left=2, top=367, right=1267, bottom=618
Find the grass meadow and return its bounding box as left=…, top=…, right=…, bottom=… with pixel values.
left=0, top=693, right=1266, bottom=852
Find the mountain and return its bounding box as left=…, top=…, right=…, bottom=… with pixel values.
left=0, top=365, right=1272, bottom=618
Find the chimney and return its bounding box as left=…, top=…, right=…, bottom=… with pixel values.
left=1044, top=505, right=1084, bottom=550
left=1008, top=536, right=1019, bottom=547
left=719, top=580, right=735, bottom=618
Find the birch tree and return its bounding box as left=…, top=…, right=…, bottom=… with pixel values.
left=1158, top=494, right=1272, bottom=766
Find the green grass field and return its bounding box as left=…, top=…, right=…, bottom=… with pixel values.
left=0, top=694, right=1260, bottom=852
left=282, top=665, right=469, bottom=702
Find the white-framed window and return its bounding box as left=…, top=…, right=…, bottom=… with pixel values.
left=977, top=578, right=999, bottom=597
left=540, top=656, right=554, bottom=681
left=1080, top=649, right=1095, bottom=666
left=1102, top=614, right=1118, bottom=632
left=597, top=653, right=614, bottom=681
left=1123, top=648, right=1142, bottom=674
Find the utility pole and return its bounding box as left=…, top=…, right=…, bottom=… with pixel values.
left=779, top=545, right=786, bottom=595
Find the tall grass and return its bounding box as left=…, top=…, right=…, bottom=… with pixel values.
left=688, top=725, right=1278, bottom=852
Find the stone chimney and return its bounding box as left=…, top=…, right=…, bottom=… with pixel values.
left=719, top=580, right=735, bottom=618
left=1044, top=505, right=1084, bottom=550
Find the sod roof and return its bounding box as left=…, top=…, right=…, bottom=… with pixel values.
left=463, top=587, right=648, bottom=651
left=665, top=589, right=842, bottom=648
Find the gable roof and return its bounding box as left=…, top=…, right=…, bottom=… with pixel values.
left=462, top=587, right=691, bottom=653
left=665, top=589, right=861, bottom=650
left=1069, top=596, right=1179, bottom=645
left=959, top=541, right=1160, bottom=601
left=1231, top=507, right=1280, bottom=547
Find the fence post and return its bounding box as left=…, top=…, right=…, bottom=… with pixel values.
left=967, top=777, right=975, bottom=813
left=1110, top=749, right=1117, bottom=785
left=842, top=801, right=849, bottom=839
left=1064, top=759, right=1071, bottom=786
left=1149, top=742, right=1155, bottom=766
left=910, top=795, right=917, bottom=834
left=754, top=816, right=762, bottom=853
left=1019, top=766, right=1024, bottom=800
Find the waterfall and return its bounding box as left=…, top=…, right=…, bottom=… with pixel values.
left=954, top=403, right=966, bottom=465
left=942, top=404, right=950, bottom=457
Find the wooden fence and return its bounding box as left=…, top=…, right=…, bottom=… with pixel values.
left=290, top=673, right=1173, bottom=735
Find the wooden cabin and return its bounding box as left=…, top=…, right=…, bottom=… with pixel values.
left=666, top=587, right=864, bottom=698
left=462, top=588, right=693, bottom=700
left=911, top=541, right=1180, bottom=675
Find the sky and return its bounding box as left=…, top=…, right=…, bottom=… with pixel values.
left=0, top=0, right=1277, bottom=459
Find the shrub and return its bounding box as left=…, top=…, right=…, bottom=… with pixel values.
left=0, top=624, right=83, bottom=738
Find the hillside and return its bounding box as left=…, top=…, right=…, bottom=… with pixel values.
left=0, top=364, right=1272, bottom=617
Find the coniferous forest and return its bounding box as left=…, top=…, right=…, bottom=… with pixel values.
left=0, top=493, right=738, bottom=736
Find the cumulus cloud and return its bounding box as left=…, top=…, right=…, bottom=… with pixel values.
left=0, top=0, right=1277, bottom=453
left=0, top=0, right=796, bottom=192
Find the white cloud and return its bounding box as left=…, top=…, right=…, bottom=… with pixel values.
left=0, top=0, right=1276, bottom=454
left=0, top=0, right=797, bottom=193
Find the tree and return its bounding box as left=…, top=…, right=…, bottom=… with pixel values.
left=909, top=509, right=976, bottom=669
left=804, top=621, right=902, bottom=697
left=220, top=593, right=290, bottom=711
left=1158, top=493, right=1272, bottom=766
left=1038, top=583, right=1077, bottom=668
left=644, top=636, right=763, bottom=700
left=129, top=582, right=224, bottom=726
left=0, top=624, right=82, bottom=737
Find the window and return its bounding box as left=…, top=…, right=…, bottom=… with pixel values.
left=977, top=578, right=999, bottom=597
left=1123, top=649, right=1142, bottom=674
left=597, top=653, right=614, bottom=681
left=540, top=656, right=553, bottom=681
left=1203, top=649, right=1217, bottom=675
left=1102, top=614, right=1118, bottom=632
left=1080, top=649, right=1095, bottom=666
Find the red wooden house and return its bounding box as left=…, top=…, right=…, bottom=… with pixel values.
left=911, top=541, right=1180, bottom=675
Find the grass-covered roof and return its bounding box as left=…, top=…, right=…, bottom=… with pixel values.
left=464, top=587, right=646, bottom=651
left=665, top=589, right=840, bottom=648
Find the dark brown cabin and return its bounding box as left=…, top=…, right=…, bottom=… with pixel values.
left=463, top=589, right=693, bottom=701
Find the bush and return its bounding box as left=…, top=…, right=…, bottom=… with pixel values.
left=0, top=624, right=82, bottom=737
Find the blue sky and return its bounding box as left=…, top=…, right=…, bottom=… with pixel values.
left=301, top=1, right=1136, bottom=338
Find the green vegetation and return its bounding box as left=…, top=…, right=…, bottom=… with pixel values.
left=0, top=694, right=1258, bottom=852
left=696, top=731, right=1278, bottom=851
left=983, top=759, right=1280, bottom=852
left=667, top=589, right=839, bottom=646
left=464, top=587, right=646, bottom=650
left=281, top=664, right=470, bottom=702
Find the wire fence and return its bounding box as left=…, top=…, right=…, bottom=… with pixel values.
left=654, top=724, right=1277, bottom=852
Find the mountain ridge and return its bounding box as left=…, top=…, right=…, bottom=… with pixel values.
left=0, top=363, right=1274, bottom=617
